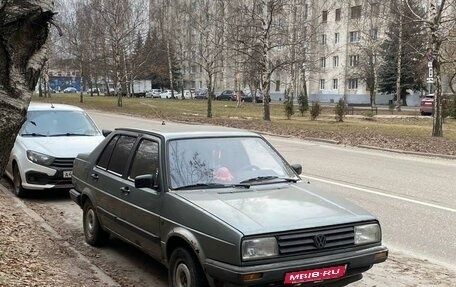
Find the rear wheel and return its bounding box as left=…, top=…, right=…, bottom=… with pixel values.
left=13, top=164, right=26, bottom=198
left=169, top=247, right=208, bottom=287
left=83, top=200, right=109, bottom=246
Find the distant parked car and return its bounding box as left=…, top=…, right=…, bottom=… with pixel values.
left=5, top=103, right=105, bottom=197
left=145, top=89, right=161, bottom=98
left=420, top=95, right=434, bottom=115
left=63, top=87, right=78, bottom=93
left=216, top=89, right=235, bottom=100
left=160, top=90, right=179, bottom=99
left=70, top=125, right=388, bottom=287
left=86, top=88, right=100, bottom=94
left=194, top=89, right=208, bottom=99
left=242, top=90, right=270, bottom=103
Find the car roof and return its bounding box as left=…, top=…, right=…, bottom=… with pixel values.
left=116, top=124, right=259, bottom=141
left=28, top=102, right=84, bottom=112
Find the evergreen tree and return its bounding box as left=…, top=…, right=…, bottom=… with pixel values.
left=378, top=0, right=427, bottom=105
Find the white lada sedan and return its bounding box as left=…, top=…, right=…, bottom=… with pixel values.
left=5, top=103, right=105, bottom=197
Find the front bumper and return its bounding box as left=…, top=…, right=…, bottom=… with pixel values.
left=205, top=245, right=388, bottom=286
left=21, top=165, right=73, bottom=190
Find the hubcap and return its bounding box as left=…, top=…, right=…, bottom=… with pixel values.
left=175, top=262, right=191, bottom=287
left=86, top=209, right=95, bottom=237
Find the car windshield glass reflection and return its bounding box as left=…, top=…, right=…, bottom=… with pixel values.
left=21, top=110, right=100, bottom=137
left=168, top=137, right=298, bottom=190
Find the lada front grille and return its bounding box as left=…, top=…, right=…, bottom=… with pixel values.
left=277, top=226, right=355, bottom=255
left=50, top=157, right=75, bottom=169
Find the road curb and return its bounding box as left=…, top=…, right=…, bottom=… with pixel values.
left=357, top=145, right=456, bottom=160
left=0, top=183, right=120, bottom=287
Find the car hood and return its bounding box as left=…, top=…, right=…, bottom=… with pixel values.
left=18, top=135, right=104, bottom=158
left=175, top=182, right=376, bottom=236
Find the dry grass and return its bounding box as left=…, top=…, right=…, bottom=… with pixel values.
left=33, top=93, right=456, bottom=141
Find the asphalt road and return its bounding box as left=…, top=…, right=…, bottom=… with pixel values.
left=18, top=110, right=456, bottom=286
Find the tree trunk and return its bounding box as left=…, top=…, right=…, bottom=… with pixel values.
left=432, top=42, right=443, bottom=137
left=207, top=73, right=213, bottom=118
left=167, top=39, right=175, bottom=98
left=395, top=0, right=403, bottom=111
left=0, top=1, right=54, bottom=176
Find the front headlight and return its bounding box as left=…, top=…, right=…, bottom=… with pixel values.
left=355, top=223, right=381, bottom=245
left=26, top=150, right=55, bottom=166
left=242, top=237, right=278, bottom=260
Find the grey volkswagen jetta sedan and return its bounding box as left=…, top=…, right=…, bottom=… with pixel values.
left=70, top=125, right=388, bottom=287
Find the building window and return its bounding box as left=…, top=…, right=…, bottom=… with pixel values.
left=320, top=57, right=326, bottom=68
left=333, top=79, right=338, bottom=90
left=275, top=80, right=281, bottom=91
left=348, top=78, right=358, bottom=90
left=371, top=3, right=379, bottom=16
left=199, top=81, right=203, bottom=88
left=320, top=79, right=325, bottom=90
left=349, top=31, right=360, bottom=42
left=321, top=34, right=327, bottom=45
left=370, top=28, right=378, bottom=40
left=335, top=32, right=340, bottom=43
left=350, top=5, right=362, bottom=19
left=335, top=8, right=341, bottom=21
left=322, top=10, right=328, bottom=23
left=349, top=55, right=360, bottom=66
left=333, top=56, right=339, bottom=67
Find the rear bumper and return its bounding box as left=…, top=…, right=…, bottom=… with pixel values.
left=205, top=245, right=388, bottom=286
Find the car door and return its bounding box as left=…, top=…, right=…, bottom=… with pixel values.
left=120, top=136, right=162, bottom=259
left=91, top=133, right=137, bottom=236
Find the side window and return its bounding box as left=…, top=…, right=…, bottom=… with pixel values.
left=97, top=135, right=119, bottom=169
left=107, top=135, right=136, bottom=175
left=129, top=139, right=159, bottom=179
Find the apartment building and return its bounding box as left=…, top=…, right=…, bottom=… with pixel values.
left=307, top=0, right=390, bottom=104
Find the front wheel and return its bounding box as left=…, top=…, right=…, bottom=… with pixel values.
left=13, top=164, right=26, bottom=198
left=168, top=247, right=208, bottom=287
left=83, top=201, right=109, bottom=246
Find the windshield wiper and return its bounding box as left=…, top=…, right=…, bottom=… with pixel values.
left=50, top=133, right=92, bottom=137
left=240, top=176, right=298, bottom=184
left=174, top=182, right=250, bottom=190
left=21, top=133, right=47, bottom=137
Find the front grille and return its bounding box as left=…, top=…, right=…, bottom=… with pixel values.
left=51, top=158, right=74, bottom=169
left=277, top=226, right=355, bottom=255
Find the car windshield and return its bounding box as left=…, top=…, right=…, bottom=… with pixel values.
left=20, top=110, right=100, bottom=137
left=168, top=137, right=298, bottom=190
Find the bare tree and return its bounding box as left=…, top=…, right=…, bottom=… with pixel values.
left=405, top=0, right=456, bottom=136
left=179, top=0, right=227, bottom=118
left=92, top=0, right=148, bottom=107
left=0, top=0, right=55, bottom=176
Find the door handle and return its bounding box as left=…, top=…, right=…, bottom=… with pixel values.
left=90, top=173, right=99, bottom=180
left=120, top=186, right=130, bottom=195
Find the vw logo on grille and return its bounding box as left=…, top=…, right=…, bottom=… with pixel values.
left=313, top=234, right=327, bottom=249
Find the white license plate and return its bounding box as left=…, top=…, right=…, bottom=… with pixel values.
left=63, top=170, right=73, bottom=178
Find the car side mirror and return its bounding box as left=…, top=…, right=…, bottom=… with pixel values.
left=291, top=164, right=302, bottom=175
left=102, top=129, right=112, bottom=137
left=134, top=174, right=156, bottom=189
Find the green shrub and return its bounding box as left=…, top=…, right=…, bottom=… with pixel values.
left=283, top=88, right=294, bottom=119
left=449, top=94, right=456, bottom=119
left=334, top=98, right=347, bottom=122
left=310, top=101, right=321, bottom=120
left=388, top=101, right=395, bottom=114
left=297, top=91, right=309, bottom=116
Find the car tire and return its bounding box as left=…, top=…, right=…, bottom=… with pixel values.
left=12, top=164, right=27, bottom=198
left=83, top=200, right=109, bottom=246
left=168, top=247, right=208, bottom=287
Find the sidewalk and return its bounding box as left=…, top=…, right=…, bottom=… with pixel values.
left=0, top=180, right=117, bottom=287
